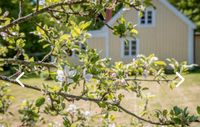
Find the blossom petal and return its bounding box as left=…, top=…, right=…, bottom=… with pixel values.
left=57, top=70, right=64, bottom=76
left=56, top=76, right=64, bottom=82
left=67, top=78, right=74, bottom=84
left=68, top=70, right=77, bottom=77
left=84, top=74, right=93, bottom=82
left=64, top=65, right=70, bottom=74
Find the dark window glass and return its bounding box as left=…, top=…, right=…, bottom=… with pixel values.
left=147, top=11, right=152, bottom=24
left=140, top=12, right=145, bottom=24
left=124, top=41, right=129, bottom=56
left=131, top=40, right=136, bottom=55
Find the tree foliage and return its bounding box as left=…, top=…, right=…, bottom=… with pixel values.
left=0, top=0, right=199, bottom=126
left=169, top=0, right=200, bottom=31
left=0, top=0, right=50, bottom=60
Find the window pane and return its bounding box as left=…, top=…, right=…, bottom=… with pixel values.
left=131, top=40, right=137, bottom=56
left=131, top=51, right=136, bottom=55
left=147, top=11, right=152, bottom=24
left=140, top=12, right=145, bottom=24
left=80, top=43, right=86, bottom=50
left=124, top=41, right=129, bottom=56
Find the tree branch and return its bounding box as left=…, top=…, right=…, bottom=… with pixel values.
left=0, top=74, right=186, bottom=126
left=0, top=0, right=88, bottom=32
left=0, top=58, right=57, bottom=68
left=18, top=0, right=23, bottom=18
left=36, top=0, right=39, bottom=12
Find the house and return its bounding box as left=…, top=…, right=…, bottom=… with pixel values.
left=69, top=0, right=197, bottom=65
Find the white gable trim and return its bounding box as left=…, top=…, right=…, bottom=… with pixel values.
left=88, top=30, right=107, bottom=37
left=101, top=0, right=196, bottom=30
left=102, top=8, right=125, bottom=31
left=160, top=0, right=196, bottom=29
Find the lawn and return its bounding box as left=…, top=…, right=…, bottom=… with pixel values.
left=0, top=73, right=200, bottom=127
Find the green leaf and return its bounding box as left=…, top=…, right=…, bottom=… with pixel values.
left=60, top=34, right=70, bottom=41
left=197, top=106, right=200, bottom=115
left=172, top=118, right=181, bottom=124
left=173, top=106, right=182, bottom=116
left=35, top=97, right=45, bottom=107
left=163, top=109, right=168, bottom=116
left=63, top=117, right=71, bottom=127
left=79, top=21, right=91, bottom=30
left=130, top=29, right=138, bottom=35
left=42, top=44, right=50, bottom=49
left=154, top=61, right=167, bottom=66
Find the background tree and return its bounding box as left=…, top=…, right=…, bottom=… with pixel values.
left=0, top=0, right=50, bottom=61
left=169, top=0, right=200, bottom=32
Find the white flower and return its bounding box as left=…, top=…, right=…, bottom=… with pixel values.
left=137, top=54, right=144, bottom=59
left=83, top=68, right=93, bottom=82
left=108, top=123, right=116, bottom=127
left=83, top=111, right=92, bottom=118
left=142, top=70, right=149, bottom=79
left=150, top=57, right=158, bottom=63
left=0, top=32, right=7, bottom=37
left=56, top=66, right=76, bottom=83
left=67, top=104, right=78, bottom=113
left=120, top=79, right=126, bottom=85
left=111, top=73, right=117, bottom=78
left=39, top=0, right=45, bottom=5
left=56, top=70, right=64, bottom=82
left=11, top=32, right=17, bottom=36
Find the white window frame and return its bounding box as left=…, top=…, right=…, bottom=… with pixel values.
left=121, top=38, right=139, bottom=58
left=138, top=7, right=156, bottom=27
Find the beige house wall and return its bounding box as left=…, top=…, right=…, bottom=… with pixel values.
left=195, top=34, right=200, bottom=66
left=109, top=0, right=189, bottom=63
left=67, top=37, right=106, bottom=64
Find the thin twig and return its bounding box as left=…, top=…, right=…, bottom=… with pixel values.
left=1, top=58, right=57, bottom=68
left=18, top=0, right=23, bottom=18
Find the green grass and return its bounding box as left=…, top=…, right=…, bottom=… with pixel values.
left=1, top=73, right=200, bottom=126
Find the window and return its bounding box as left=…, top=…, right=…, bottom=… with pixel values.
left=122, top=39, right=138, bottom=57
left=73, top=42, right=86, bottom=56
left=138, top=8, right=155, bottom=26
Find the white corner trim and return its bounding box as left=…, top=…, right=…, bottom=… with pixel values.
left=188, top=27, right=194, bottom=64
left=120, top=37, right=140, bottom=58
left=160, top=0, right=196, bottom=29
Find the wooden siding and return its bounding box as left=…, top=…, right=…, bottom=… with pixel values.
left=67, top=37, right=106, bottom=64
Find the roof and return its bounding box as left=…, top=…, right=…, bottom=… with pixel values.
left=100, top=0, right=196, bottom=30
